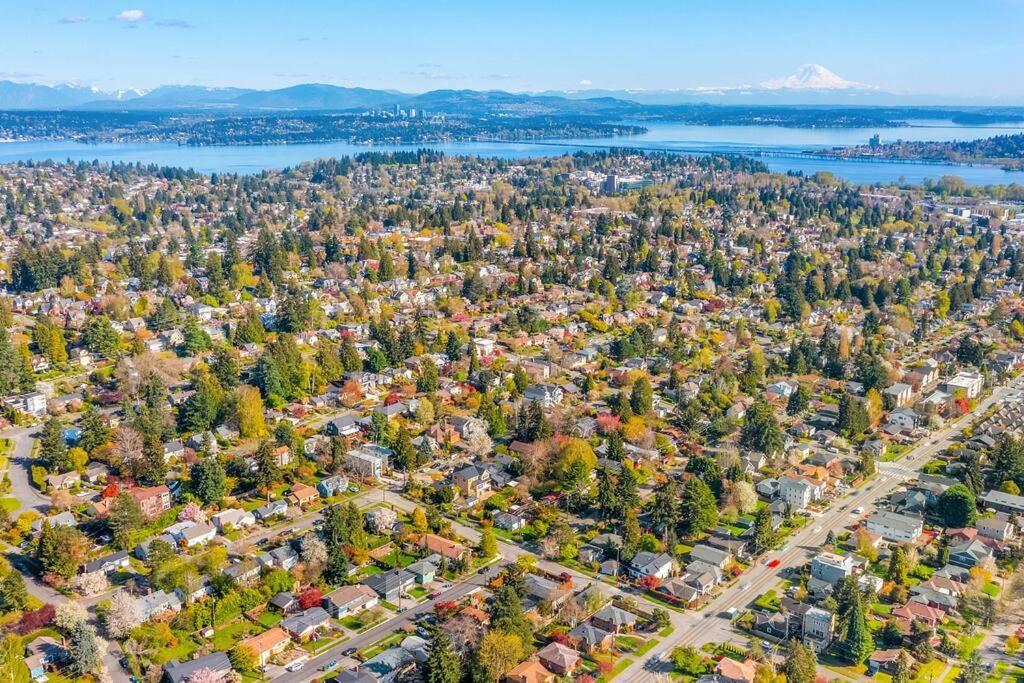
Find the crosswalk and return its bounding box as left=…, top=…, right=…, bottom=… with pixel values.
left=878, top=462, right=917, bottom=478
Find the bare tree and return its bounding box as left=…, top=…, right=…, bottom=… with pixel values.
left=113, top=426, right=144, bottom=470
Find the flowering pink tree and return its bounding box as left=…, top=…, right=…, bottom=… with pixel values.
left=178, top=501, right=207, bottom=524
left=187, top=668, right=224, bottom=683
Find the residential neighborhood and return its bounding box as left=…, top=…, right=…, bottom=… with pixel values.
left=0, top=148, right=1022, bottom=683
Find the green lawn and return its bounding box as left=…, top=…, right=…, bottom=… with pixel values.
left=358, top=631, right=405, bottom=661
left=340, top=616, right=365, bottom=631
left=258, top=610, right=283, bottom=628
left=911, top=659, right=945, bottom=683
left=0, top=497, right=19, bottom=512
left=152, top=636, right=201, bottom=665
left=408, top=586, right=429, bottom=599
left=302, top=634, right=346, bottom=653
left=634, top=638, right=659, bottom=657
left=614, top=635, right=642, bottom=652
left=983, top=581, right=1001, bottom=598
left=871, top=602, right=893, bottom=616
left=211, top=619, right=258, bottom=651
left=959, top=633, right=985, bottom=659
left=753, top=589, right=779, bottom=612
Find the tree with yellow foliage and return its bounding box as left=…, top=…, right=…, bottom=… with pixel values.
left=234, top=385, right=267, bottom=438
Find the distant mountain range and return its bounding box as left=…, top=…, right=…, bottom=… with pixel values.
left=0, top=65, right=1018, bottom=112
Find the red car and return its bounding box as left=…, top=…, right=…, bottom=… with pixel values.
left=767, top=559, right=781, bottom=568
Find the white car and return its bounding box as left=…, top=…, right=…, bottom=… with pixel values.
left=852, top=506, right=864, bottom=514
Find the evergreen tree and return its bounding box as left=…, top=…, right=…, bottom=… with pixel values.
left=417, top=358, right=440, bottom=393
left=149, top=297, right=180, bottom=331
left=838, top=591, right=874, bottom=664
left=838, top=393, right=870, bottom=437
left=210, top=346, right=241, bottom=389
left=107, top=492, right=144, bottom=550
left=607, top=431, right=626, bottom=461
left=66, top=622, right=101, bottom=677
left=740, top=400, right=784, bottom=455
left=82, top=315, right=120, bottom=357
left=615, top=464, right=641, bottom=515
left=630, top=376, right=654, bottom=415
left=680, top=476, right=718, bottom=535
left=0, top=572, right=28, bottom=612
left=957, top=652, right=986, bottom=683
left=782, top=639, right=817, bottom=683
left=887, top=545, right=908, bottom=584
left=786, top=384, right=811, bottom=416
left=754, top=505, right=775, bottom=552
left=423, top=627, right=462, bottom=683
left=892, top=650, right=911, bottom=683
left=39, top=417, right=71, bottom=473
left=78, top=404, right=110, bottom=454
left=251, top=441, right=281, bottom=493
left=190, top=456, right=226, bottom=504
left=340, top=335, right=362, bottom=372
left=181, top=316, right=212, bottom=356
left=392, top=425, right=416, bottom=471
left=594, top=467, right=619, bottom=519
left=488, top=583, right=532, bottom=646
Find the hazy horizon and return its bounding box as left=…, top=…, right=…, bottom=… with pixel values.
left=2, top=0, right=1023, bottom=99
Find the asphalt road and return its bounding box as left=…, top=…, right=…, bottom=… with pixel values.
left=619, top=372, right=1024, bottom=683
left=5, top=425, right=52, bottom=513
left=1, top=424, right=129, bottom=681
left=273, top=567, right=500, bottom=683
left=272, top=485, right=694, bottom=682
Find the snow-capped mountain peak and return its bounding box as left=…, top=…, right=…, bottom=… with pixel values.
left=760, top=64, right=875, bottom=91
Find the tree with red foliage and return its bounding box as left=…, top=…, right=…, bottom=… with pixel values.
left=298, top=587, right=323, bottom=610
left=433, top=601, right=460, bottom=622
left=639, top=575, right=661, bottom=591
left=549, top=631, right=571, bottom=645
left=597, top=658, right=615, bottom=676
left=11, top=604, right=55, bottom=634
left=100, top=482, right=120, bottom=499
left=595, top=413, right=621, bottom=435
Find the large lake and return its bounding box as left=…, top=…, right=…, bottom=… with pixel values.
left=3, top=120, right=1024, bottom=185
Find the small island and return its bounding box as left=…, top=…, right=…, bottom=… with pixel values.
left=817, top=132, right=1024, bottom=171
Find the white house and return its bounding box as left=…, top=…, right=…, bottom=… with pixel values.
left=810, top=551, right=854, bottom=585
left=865, top=511, right=923, bottom=543
left=211, top=508, right=256, bottom=532
left=628, top=551, right=675, bottom=580
left=779, top=476, right=823, bottom=512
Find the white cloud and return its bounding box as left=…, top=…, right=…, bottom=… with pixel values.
left=115, top=9, right=145, bottom=23
left=579, top=79, right=592, bottom=86
left=59, top=15, right=89, bottom=24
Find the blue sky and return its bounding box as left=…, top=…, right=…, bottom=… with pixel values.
left=2, top=0, right=1023, bottom=96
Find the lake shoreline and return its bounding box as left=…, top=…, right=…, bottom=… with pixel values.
left=3, top=121, right=1024, bottom=185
